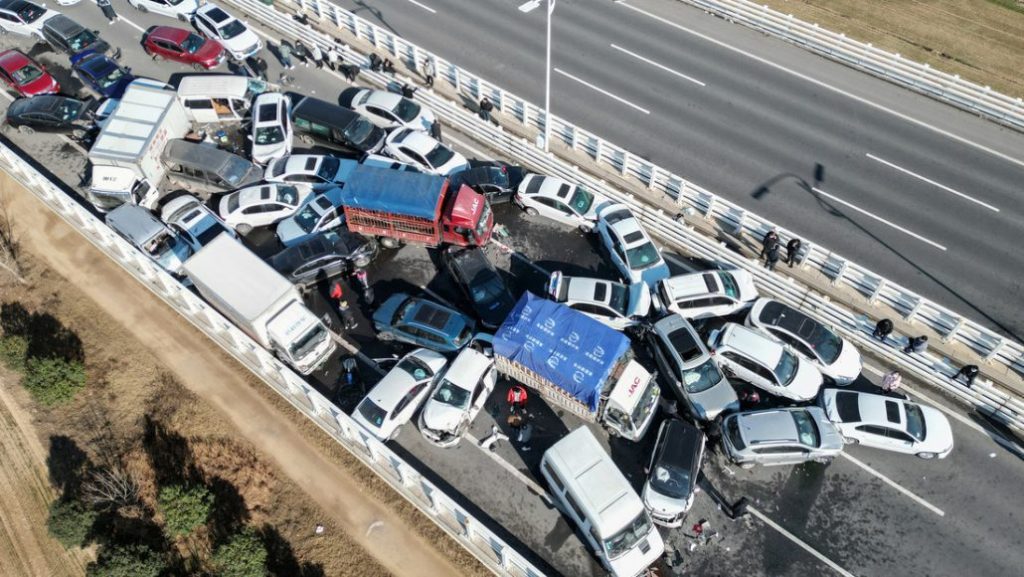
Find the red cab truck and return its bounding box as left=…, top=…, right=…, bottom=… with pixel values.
left=339, top=166, right=494, bottom=249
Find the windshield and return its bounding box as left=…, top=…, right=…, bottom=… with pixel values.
left=649, top=463, right=691, bottom=500
left=275, top=185, right=300, bottom=205
left=774, top=350, right=799, bottom=386
left=425, top=143, right=455, bottom=168
left=625, top=241, right=661, bottom=270
left=17, top=3, right=44, bottom=23
left=255, top=125, right=284, bottom=145
left=568, top=186, right=595, bottom=214
left=393, top=98, right=421, bottom=122
left=68, top=30, right=97, bottom=52
left=292, top=203, right=322, bottom=234
left=222, top=157, right=254, bottom=186
left=718, top=272, right=739, bottom=298
left=791, top=410, right=821, bottom=447
left=225, top=193, right=241, bottom=214
left=98, top=66, right=126, bottom=89
left=431, top=380, right=470, bottom=409
left=629, top=379, right=659, bottom=432
left=316, top=157, right=341, bottom=181
left=607, top=283, right=629, bottom=315
left=396, top=355, right=433, bottom=380
left=57, top=98, right=85, bottom=121
left=904, top=403, right=926, bottom=442
left=12, top=64, right=43, bottom=85
left=219, top=20, right=247, bottom=40
left=182, top=33, right=205, bottom=54
left=473, top=201, right=491, bottom=240
left=342, top=118, right=375, bottom=145
left=288, top=325, right=327, bottom=360
left=682, top=358, right=724, bottom=394
left=356, top=399, right=387, bottom=428
left=603, top=512, right=653, bottom=560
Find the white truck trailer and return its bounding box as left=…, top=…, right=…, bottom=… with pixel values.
left=182, top=235, right=336, bottom=374
left=87, top=80, right=190, bottom=212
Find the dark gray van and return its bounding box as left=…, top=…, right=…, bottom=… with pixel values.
left=41, top=15, right=110, bottom=55
left=162, top=139, right=262, bottom=194
left=289, top=94, right=385, bottom=154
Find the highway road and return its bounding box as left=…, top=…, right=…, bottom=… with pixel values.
left=3, top=2, right=1024, bottom=576
left=328, top=0, right=1024, bottom=342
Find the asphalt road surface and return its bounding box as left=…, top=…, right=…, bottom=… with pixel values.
left=328, top=0, right=1024, bottom=342
left=2, top=3, right=1023, bottom=576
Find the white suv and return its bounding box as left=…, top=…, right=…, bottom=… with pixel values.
left=595, top=203, right=670, bottom=286
left=192, top=4, right=261, bottom=60
left=546, top=271, right=650, bottom=331
left=0, top=0, right=57, bottom=37
left=250, top=92, right=292, bottom=165
left=707, top=323, right=822, bottom=401
left=655, top=269, right=758, bottom=319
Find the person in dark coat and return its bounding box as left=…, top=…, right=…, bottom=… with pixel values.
left=293, top=39, right=309, bottom=66
left=382, top=58, right=396, bottom=74
left=786, top=237, right=802, bottom=267
left=764, top=243, right=781, bottom=271
left=479, top=97, right=494, bottom=122
left=903, top=335, right=929, bottom=355
left=341, top=64, right=359, bottom=82
left=97, top=0, right=118, bottom=23
left=430, top=119, right=442, bottom=141
left=368, top=53, right=382, bottom=72
left=760, top=229, right=779, bottom=258
left=400, top=83, right=417, bottom=99
left=952, top=364, right=979, bottom=388
left=873, top=318, right=894, bottom=342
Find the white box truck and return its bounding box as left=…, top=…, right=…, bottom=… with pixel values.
left=87, top=80, right=190, bottom=212
left=182, top=235, right=336, bottom=374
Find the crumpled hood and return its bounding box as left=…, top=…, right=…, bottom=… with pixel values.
left=420, top=400, right=465, bottom=433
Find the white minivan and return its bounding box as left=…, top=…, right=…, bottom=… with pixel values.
left=176, top=74, right=261, bottom=123
left=540, top=427, right=664, bottom=577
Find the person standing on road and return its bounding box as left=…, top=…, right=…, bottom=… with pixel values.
left=400, top=83, right=417, bottom=100
left=881, top=369, right=903, bottom=393
left=422, top=57, right=436, bottom=88
left=479, top=97, right=494, bottom=123
left=507, top=385, right=528, bottom=412
left=430, top=119, right=442, bottom=141
left=760, top=229, right=779, bottom=258
left=309, top=42, right=324, bottom=69
left=786, top=237, right=802, bottom=267
left=326, top=45, right=340, bottom=71
left=873, top=318, right=894, bottom=343
left=764, top=243, right=781, bottom=271
left=97, top=0, right=118, bottom=23
left=278, top=40, right=294, bottom=70
left=952, top=364, right=980, bottom=388
left=368, top=53, right=382, bottom=72
left=293, top=39, right=309, bottom=67
left=903, top=335, right=929, bottom=355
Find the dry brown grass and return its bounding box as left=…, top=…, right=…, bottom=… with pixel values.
left=752, top=0, right=1024, bottom=97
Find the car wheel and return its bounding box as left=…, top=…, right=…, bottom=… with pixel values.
left=17, top=125, right=34, bottom=135
left=842, top=436, right=859, bottom=445
left=377, top=331, right=394, bottom=342
left=523, top=206, right=538, bottom=217
left=71, top=128, right=87, bottom=139
left=192, top=62, right=205, bottom=71
left=916, top=452, right=937, bottom=460
left=236, top=223, right=253, bottom=235
left=353, top=255, right=371, bottom=268
left=740, top=462, right=755, bottom=470
left=136, top=3, right=148, bottom=12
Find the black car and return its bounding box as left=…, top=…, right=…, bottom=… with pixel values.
left=268, top=229, right=378, bottom=287
left=288, top=93, right=386, bottom=155
left=4, top=94, right=97, bottom=137
left=449, top=162, right=525, bottom=204
left=443, top=246, right=516, bottom=330
left=41, top=14, right=110, bottom=56
left=642, top=418, right=706, bottom=528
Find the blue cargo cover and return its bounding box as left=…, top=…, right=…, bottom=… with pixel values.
left=339, top=165, right=446, bottom=220
left=494, top=292, right=631, bottom=412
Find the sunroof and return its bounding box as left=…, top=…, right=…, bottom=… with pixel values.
left=885, top=400, right=901, bottom=424
left=623, top=231, right=644, bottom=243
left=556, top=183, right=570, bottom=198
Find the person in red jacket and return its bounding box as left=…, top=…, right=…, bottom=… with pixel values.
left=507, top=385, right=528, bottom=412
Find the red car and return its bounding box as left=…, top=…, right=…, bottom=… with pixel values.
left=0, top=50, right=59, bottom=98
left=142, top=26, right=225, bottom=70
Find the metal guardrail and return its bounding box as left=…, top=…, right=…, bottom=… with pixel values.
left=0, top=142, right=546, bottom=577
left=678, top=0, right=1024, bottom=132
left=223, top=0, right=1024, bottom=433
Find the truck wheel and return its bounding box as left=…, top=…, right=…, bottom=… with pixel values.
left=379, top=237, right=401, bottom=250
left=524, top=207, right=538, bottom=217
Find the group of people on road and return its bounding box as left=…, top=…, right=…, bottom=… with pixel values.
left=760, top=229, right=802, bottom=271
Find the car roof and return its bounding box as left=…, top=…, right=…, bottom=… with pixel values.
left=405, top=300, right=455, bottom=331
left=653, top=314, right=705, bottom=362
left=367, top=355, right=425, bottom=408
left=661, top=271, right=722, bottom=299
left=292, top=95, right=359, bottom=128
left=9, top=94, right=71, bottom=116
left=0, top=0, right=38, bottom=11
left=162, top=195, right=205, bottom=224
left=756, top=300, right=824, bottom=342
left=150, top=26, right=191, bottom=43
left=0, top=49, right=30, bottom=69
left=254, top=93, right=285, bottom=123
left=233, top=184, right=291, bottom=208
left=43, top=14, right=81, bottom=34
left=198, top=4, right=231, bottom=21
left=442, top=348, right=491, bottom=390
left=393, top=128, right=435, bottom=151
left=850, top=392, right=904, bottom=427
left=106, top=204, right=166, bottom=245
left=522, top=174, right=574, bottom=199
left=363, top=89, right=401, bottom=110
left=446, top=246, right=494, bottom=279
left=655, top=419, right=704, bottom=475
left=720, top=324, right=783, bottom=366
left=564, top=276, right=613, bottom=305
left=737, top=409, right=800, bottom=444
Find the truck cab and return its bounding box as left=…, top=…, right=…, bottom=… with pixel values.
left=441, top=184, right=493, bottom=247
left=602, top=359, right=661, bottom=441
left=88, top=170, right=159, bottom=212
left=265, top=301, right=333, bottom=375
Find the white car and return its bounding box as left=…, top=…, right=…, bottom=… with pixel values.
left=192, top=4, right=262, bottom=61
left=0, top=0, right=58, bottom=37
left=339, top=87, right=435, bottom=132
left=418, top=343, right=496, bottom=448
left=352, top=348, right=448, bottom=442
left=746, top=298, right=862, bottom=385
left=160, top=194, right=237, bottom=251
left=265, top=154, right=358, bottom=189
left=655, top=269, right=758, bottom=320
left=275, top=187, right=346, bottom=247
left=218, top=183, right=311, bottom=233
left=820, top=389, right=954, bottom=459
left=708, top=323, right=823, bottom=401
left=595, top=203, right=670, bottom=286
left=546, top=271, right=650, bottom=331
left=514, top=173, right=607, bottom=231
left=127, top=0, right=199, bottom=20
left=250, top=92, right=293, bottom=165
left=384, top=128, right=468, bottom=176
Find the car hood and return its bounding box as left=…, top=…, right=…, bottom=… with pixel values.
left=689, top=379, right=740, bottom=421
left=918, top=405, right=954, bottom=455
left=817, top=418, right=846, bottom=452
left=638, top=261, right=671, bottom=287
left=783, top=359, right=823, bottom=401
left=419, top=400, right=465, bottom=433
left=220, top=29, right=260, bottom=52
left=607, top=528, right=664, bottom=577
left=193, top=40, right=224, bottom=63
left=642, top=482, right=692, bottom=518
left=627, top=282, right=652, bottom=317
left=824, top=339, right=862, bottom=384
left=275, top=216, right=308, bottom=247
left=735, top=272, right=760, bottom=302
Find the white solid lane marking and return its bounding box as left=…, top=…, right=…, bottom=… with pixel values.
left=616, top=2, right=1024, bottom=172
left=554, top=68, right=651, bottom=114
left=866, top=154, right=1000, bottom=212
left=465, top=433, right=553, bottom=506
left=747, top=506, right=856, bottom=577
left=88, top=1, right=146, bottom=33
left=518, top=0, right=540, bottom=13
left=405, top=0, right=437, bottom=14
left=609, top=43, right=706, bottom=87
left=811, top=186, right=948, bottom=251
left=839, top=453, right=946, bottom=517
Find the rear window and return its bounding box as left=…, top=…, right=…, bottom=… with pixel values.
left=602, top=209, right=631, bottom=225
left=726, top=417, right=745, bottom=450
left=356, top=399, right=387, bottom=428
left=668, top=327, right=701, bottom=362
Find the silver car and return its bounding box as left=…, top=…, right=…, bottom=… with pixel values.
left=720, top=406, right=843, bottom=468
left=644, top=314, right=738, bottom=421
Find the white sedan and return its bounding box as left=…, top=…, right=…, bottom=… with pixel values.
left=250, top=92, right=292, bottom=165
left=514, top=173, right=608, bottom=231
left=352, top=348, right=449, bottom=442
left=339, top=87, right=435, bottom=132
left=192, top=4, right=262, bottom=61
left=218, top=183, right=311, bottom=234
left=160, top=194, right=237, bottom=251
left=821, top=389, right=954, bottom=459
left=595, top=203, right=670, bottom=286
left=265, top=154, right=358, bottom=189
left=546, top=271, right=650, bottom=331
left=384, top=128, right=468, bottom=176
left=418, top=343, right=496, bottom=448
left=128, top=0, right=199, bottom=20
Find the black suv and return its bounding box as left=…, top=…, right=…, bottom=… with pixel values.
left=443, top=246, right=516, bottom=330
left=41, top=15, right=109, bottom=55
left=288, top=93, right=386, bottom=155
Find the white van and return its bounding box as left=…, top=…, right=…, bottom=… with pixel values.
left=176, top=75, right=265, bottom=123
left=540, top=428, right=664, bottom=577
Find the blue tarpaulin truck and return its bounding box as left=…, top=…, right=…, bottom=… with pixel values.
left=492, top=293, right=661, bottom=441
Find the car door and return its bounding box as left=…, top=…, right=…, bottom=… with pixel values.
left=316, top=206, right=342, bottom=234
left=530, top=197, right=574, bottom=226
left=883, top=427, right=917, bottom=454
left=0, top=12, right=28, bottom=36
left=158, top=38, right=185, bottom=61
left=398, top=146, right=428, bottom=170
left=390, top=382, right=429, bottom=436
left=853, top=424, right=891, bottom=450
left=365, top=103, right=398, bottom=127
left=754, top=445, right=809, bottom=466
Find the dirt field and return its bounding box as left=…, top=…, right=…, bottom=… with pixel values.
left=0, top=174, right=484, bottom=576
left=751, top=0, right=1024, bottom=98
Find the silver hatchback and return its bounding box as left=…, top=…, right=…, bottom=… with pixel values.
left=720, top=406, right=843, bottom=468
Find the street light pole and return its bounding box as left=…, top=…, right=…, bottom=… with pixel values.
left=544, top=0, right=555, bottom=153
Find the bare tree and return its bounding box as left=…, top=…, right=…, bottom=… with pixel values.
left=0, top=191, right=26, bottom=284
left=82, top=465, right=141, bottom=512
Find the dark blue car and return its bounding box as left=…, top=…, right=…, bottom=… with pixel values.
left=372, top=294, right=475, bottom=353
left=70, top=50, right=135, bottom=99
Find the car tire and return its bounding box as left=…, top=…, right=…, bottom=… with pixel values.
left=193, top=62, right=205, bottom=71
left=136, top=3, right=148, bottom=12
left=916, top=452, right=937, bottom=460
left=236, top=223, right=253, bottom=235
left=842, top=436, right=859, bottom=445
left=523, top=206, right=538, bottom=217
left=353, top=255, right=371, bottom=268
left=377, top=331, right=394, bottom=342
left=16, top=125, right=34, bottom=135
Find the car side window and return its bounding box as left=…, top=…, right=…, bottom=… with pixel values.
left=612, top=243, right=627, bottom=264
left=392, top=383, right=427, bottom=418
left=753, top=446, right=802, bottom=454
left=564, top=491, right=586, bottom=522
left=572, top=303, right=609, bottom=316
left=856, top=425, right=888, bottom=437
left=886, top=429, right=915, bottom=443
left=542, top=461, right=565, bottom=492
